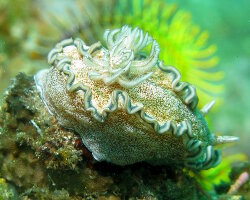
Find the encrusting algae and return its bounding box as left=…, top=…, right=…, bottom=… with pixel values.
left=34, top=25, right=237, bottom=170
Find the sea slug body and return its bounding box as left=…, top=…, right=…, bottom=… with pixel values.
left=34, top=25, right=237, bottom=170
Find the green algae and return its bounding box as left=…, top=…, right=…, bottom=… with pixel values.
left=0, top=178, right=16, bottom=200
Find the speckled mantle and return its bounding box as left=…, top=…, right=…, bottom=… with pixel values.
left=34, top=26, right=235, bottom=170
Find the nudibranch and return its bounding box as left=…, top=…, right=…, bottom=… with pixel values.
left=34, top=25, right=238, bottom=170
